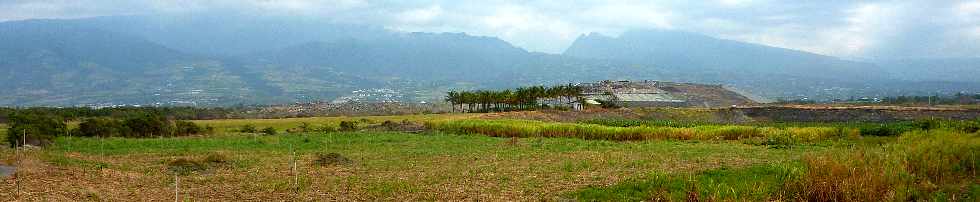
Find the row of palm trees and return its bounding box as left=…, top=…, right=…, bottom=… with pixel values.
left=445, top=84, right=583, bottom=113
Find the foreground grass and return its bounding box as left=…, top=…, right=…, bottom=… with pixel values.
left=574, top=130, right=980, bottom=201
left=0, top=132, right=817, bottom=200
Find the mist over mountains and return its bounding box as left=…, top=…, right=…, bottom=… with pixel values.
left=1, top=15, right=978, bottom=106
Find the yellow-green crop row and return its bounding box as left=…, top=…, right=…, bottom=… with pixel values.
left=427, top=119, right=858, bottom=142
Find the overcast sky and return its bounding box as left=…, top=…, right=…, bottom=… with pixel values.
left=1, top=0, right=978, bottom=59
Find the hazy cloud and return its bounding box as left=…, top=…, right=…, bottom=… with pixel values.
left=1, top=0, right=977, bottom=58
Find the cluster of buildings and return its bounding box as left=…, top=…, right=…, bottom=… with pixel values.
left=578, top=80, right=691, bottom=108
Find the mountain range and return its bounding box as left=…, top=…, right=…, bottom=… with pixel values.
left=1, top=15, right=978, bottom=106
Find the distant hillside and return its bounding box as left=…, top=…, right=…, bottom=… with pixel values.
left=244, top=32, right=530, bottom=81
left=564, top=30, right=883, bottom=81
left=563, top=30, right=980, bottom=99
left=0, top=20, right=256, bottom=106
left=0, top=16, right=978, bottom=106
left=71, top=15, right=393, bottom=57
left=877, top=58, right=980, bottom=83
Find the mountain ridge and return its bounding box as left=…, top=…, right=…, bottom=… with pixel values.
left=0, top=16, right=977, bottom=106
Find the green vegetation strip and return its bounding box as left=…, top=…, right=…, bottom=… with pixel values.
left=427, top=119, right=856, bottom=143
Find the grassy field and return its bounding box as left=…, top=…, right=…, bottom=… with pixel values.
left=1, top=113, right=977, bottom=201
left=192, top=113, right=477, bottom=133
left=576, top=130, right=979, bottom=201
left=0, top=131, right=820, bottom=200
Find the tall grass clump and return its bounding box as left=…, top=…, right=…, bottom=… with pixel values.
left=784, top=130, right=979, bottom=201
left=898, top=130, right=979, bottom=195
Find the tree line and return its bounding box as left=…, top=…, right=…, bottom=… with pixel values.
left=0, top=106, right=238, bottom=124
left=5, top=111, right=208, bottom=148
left=445, top=84, right=583, bottom=113
left=880, top=93, right=980, bottom=105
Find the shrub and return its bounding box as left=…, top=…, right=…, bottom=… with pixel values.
left=339, top=121, right=358, bottom=131
left=76, top=117, right=126, bottom=137
left=260, top=127, right=277, bottom=135
left=239, top=124, right=257, bottom=133
left=6, top=112, right=67, bottom=147
left=174, top=120, right=202, bottom=136
left=123, top=113, right=170, bottom=137
left=298, top=122, right=312, bottom=132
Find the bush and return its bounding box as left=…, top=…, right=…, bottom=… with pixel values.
left=76, top=117, right=126, bottom=137
left=260, top=127, right=277, bottom=135
left=239, top=124, right=257, bottom=133
left=174, top=120, right=202, bottom=136
left=6, top=112, right=67, bottom=147
left=123, top=113, right=170, bottom=137
left=75, top=116, right=204, bottom=138
left=297, top=122, right=312, bottom=132
left=339, top=121, right=358, bottom=131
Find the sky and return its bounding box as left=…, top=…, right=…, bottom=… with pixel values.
left=1, top=0, right=978, bottom=59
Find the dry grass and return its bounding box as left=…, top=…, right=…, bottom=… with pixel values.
left=783, top=130, right=979, bottom=201
left=784, top=151, right=903, bottom=201
left=0, top=132, right=815, bottom=200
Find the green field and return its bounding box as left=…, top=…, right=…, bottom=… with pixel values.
left=1, top=114, right=978, bottom=201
